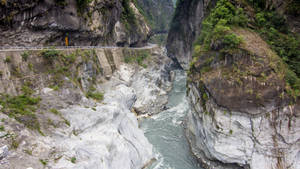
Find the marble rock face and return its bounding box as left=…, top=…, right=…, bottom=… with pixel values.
left=52, top=84, right=153, bottom=169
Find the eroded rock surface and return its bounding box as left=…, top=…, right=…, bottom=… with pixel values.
left=0, top=46, right=173, bottom=169
left=0, top=0, right=150, bottom=47
left=186, top=29, right=300, bottom=169
left=166, top=0, right=216, bottom=69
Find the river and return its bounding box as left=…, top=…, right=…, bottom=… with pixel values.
left=140, top=70, right=202, bottom=169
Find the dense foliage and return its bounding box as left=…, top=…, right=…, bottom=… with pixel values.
left=194, top=0, right=247, bottom=52
left=253, top=9, right=300, bottom=93
left=192, top=0, right=300, bottom=97
left=244, top=0, right=300, bottom=96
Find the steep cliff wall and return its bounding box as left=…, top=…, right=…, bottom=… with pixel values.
left=0, top=0, right=150, bottom=47
left=187, top=28, right=300, bottom=169
left=134, top=0, right=174, bottom=32
left=166, top=0, right=216, bottom=69
left=168, top=0, right=300, bottom=168
left=133, top=0, right=174, bottom=45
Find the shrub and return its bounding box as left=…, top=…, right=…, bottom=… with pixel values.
left=21, top=51, right=30, bottom=61
left=193, top=0, right=244, bottom=52
left=124, top=50, right=150, bottom=67
left=254, top=9, right=300, bottom=85
left=40, top=48, right=60, bottom=61
left=255, top=12, right=266, bottom=26
left=11, top=137, right=20, bottom=149
left=4, top=56, right=11, bottom=63
left=86, top=91, right=104, bottom=101
left=28, top=63, right=33, bottom=71
left=285, top=69, right=300, bottom=97
left=50, top=108, right=61, bottom=116
left=0, top=94, right=42, bottom=133
left=21, top=85, right=34, bottom=96
left=62, top=53, right=77, bottom=64
left=223, top=33, right=242, bottom=49
left=0, top=125, right=4, bottom=131
left=39, top=159, right=48, bottom=166
left=71, top=157, right=76, bottom=163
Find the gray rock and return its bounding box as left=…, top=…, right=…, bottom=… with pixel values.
left=0, top=145, right=8, bottom=160
left=167, top=0, right=216, bottom=69
left=186, top=82, right=300, bottom=169
left=0, top=0, right=150, bottom=47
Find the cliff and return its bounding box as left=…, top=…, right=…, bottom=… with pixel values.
left=0, top=0, right=150, bottom=47
left=167, top=0, right=300, bottom=69
left=168, top=0, right=300, bottom=168
left=134, top=0, right=174, bottom=32
left=0, top=46, right=173, bottom=168
left=133, top=0, right=174, bottom=45
left=166, top=0, right=216, bottom=69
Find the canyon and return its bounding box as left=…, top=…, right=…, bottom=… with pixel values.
left=0, top=0, right=300, bottom=169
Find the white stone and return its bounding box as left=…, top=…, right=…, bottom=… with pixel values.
left=0, top=145, right=8, bottom=159
left=186, top=83, right=300, bottom=169
left=41, top=88, right=54, bottom=94
left=52, top=84, right=153, bottom=169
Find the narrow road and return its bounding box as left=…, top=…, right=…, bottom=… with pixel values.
left=0, top=44, right=158, bottom=52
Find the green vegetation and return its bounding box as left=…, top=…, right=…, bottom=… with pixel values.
left=253, top=11, right=300, bottom=95
left=24, top=149, right=33, bottom=155
left=50, top=108, right=60, bottom=115
left=21, top=83, right=34, bottom=96
left=71, top=157, right=77, bottom=163
left=86, top=87, right=104, bottom=102
left=55, top=0, right=68, bottom=7
left=41, top=49, right=99, bottom=89
left=4, top=55, right=11, bottom=63
left=40, top=48, right=60, bottom=62
left=124, top=50, right=150, bottom=68
left=198, top=82, right=209, bottom=115
left=21, top=51, right=30, bottom=61
left=10, top=137, right=20, bottom=149
left=194, top=0, right=245, bottom=52
left=0, top=93, right=42, bottom=134
left=39, top=159, right=48, bottom=166
left=0, top=125, right=4, bottom=131
left=50, top=85, right=60, bottom=91
left=27, top=63, right=33, bottom=71
left=49, top=108, right=70, bottom=127
left=121, top=0, right=137, bottom=31
left=192, top=0, right=300, bottom=99
left=11, top=65, right=22, bottom=78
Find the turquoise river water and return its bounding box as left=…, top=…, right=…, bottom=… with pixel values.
left=140, top=70, right=202, bottom=169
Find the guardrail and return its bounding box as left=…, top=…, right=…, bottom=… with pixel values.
left=0, top=44, right=157, bottom=51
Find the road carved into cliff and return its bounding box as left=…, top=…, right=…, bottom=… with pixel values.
left=0, top=44, right=158, bottom=52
